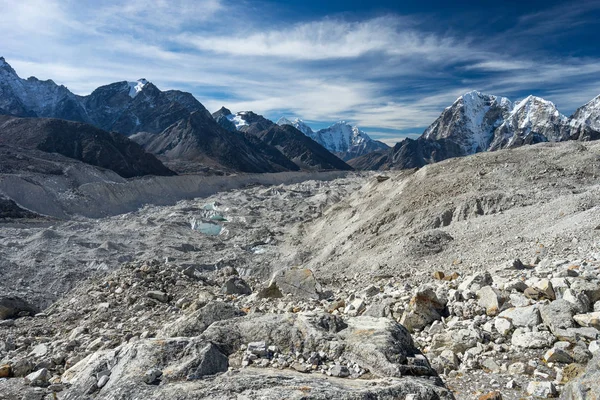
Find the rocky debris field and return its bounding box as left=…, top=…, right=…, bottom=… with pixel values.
left=1, top=140, right=600, bottom=399
left=1, top=253, right=599, bottom=399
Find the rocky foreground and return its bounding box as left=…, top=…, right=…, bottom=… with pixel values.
left=1, top=252, right=599, bottom=399
left=1, top=141, right=600, bottom=399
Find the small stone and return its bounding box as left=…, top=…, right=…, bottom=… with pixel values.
left=0, top=364, right=10, bottom=378
left=147, top=291, right=169, bottom=303
left=573, top=311, right=600, bottom=329
left=495, top=318, right=512, bottom=336
left=97, top=375, right=109, bottom=388
left=291, top=362, right=311, bottom=373
left=477, top=391, right=502, bottom=400
left=329, top=365, right=350, bottom=377
left=25, top=368, right=50, bottom=387
left=144, top=368, right=162, bottom=384
left=247, top=341, right=267, bottom=357
left=543, top=348, right=573, bottom=364
left=526, top=381, right=557, bottom=398
left=433, top=271, right=445, bottom=280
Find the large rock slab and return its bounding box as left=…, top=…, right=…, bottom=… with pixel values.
left=202, top=312, right=435, bottom=378
left=498, top=305, right=541, bottom=328
left=61, top=337, right=229, bottom=399
left=269, top=268, right=322, bottom=299
left=159, top=301, right=244, bottom=337
left=55, top=367, right=455, bottom=399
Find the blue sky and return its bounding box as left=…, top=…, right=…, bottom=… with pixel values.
left=1, top=0, right=599, bottom=145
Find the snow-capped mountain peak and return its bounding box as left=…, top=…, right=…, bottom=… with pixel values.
left=424, top=91, right=513, bottom=154
left=568, top=94, right=600, bottom=132
left=276, top=117, right=293, bottom=126
left=277, top=117, right=315, bottom=136
left=127, top=79, right=149, bottom=98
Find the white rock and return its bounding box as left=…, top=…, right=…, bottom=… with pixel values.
left=573, top=311, right=600, bottom=329
left=29, top=343, right=48, bottom=358
left=25, top=368, right=50, bottom=386
left=498, top=305, right=540, bottom=327
left=495, top=318, right=513, bottom=336
left=97, top=374, right=109, bottom=388
left=526, top=381, right=557, bottom=397
left=511, top=329, right=555, bottom=349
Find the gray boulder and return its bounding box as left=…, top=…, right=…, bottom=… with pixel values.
left=160, top=301, right=245, bottom=337
left=498, top=305, right=541, bottom=328
left=269, top=268, right=322, bottom=299
left=201, top=311, right=435, bottom=378
left=400, top=286, right=447, bottom=332
left=511, top=329, right=555, bottom=349
left=222, top=277, right=252, bottom=295
left=540, top=300, right=577, bottom=334
left=0, top=296, right=38, bottom=320
left=61, top=337, right=229, bottom=399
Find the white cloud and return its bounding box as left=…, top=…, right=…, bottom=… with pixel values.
left=177, top=16, right=479, bottom=63
left=0, top=0, right=599, bottom=134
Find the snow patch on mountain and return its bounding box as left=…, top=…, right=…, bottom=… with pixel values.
left=227, top=112, right=249, bottom=129
left=127, top=79, right=148, bottom=98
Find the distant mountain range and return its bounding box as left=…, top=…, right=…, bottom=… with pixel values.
left=212, top=108, right=352, bottom=170
left=350, top=90, right=600, bottom=170
left=1, top=56, right=599, bottom=175
left=276, top=118, right=389, bottom=161
left=0, top=57, right=352, bottom=174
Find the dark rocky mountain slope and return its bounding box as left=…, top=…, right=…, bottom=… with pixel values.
left=0, top=115, right=174, bottom=178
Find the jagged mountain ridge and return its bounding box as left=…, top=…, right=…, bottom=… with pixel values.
left=351, top=90, right=600, bottom=170
left=277, top=118, right=389, bottom=161
left=0, top=57, right=209, bottom=135
left=211, top=109, right=353, bottom=170
left=0, top=58, right=311, bottom=174
left=130, top=111, right=300, bottom=173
